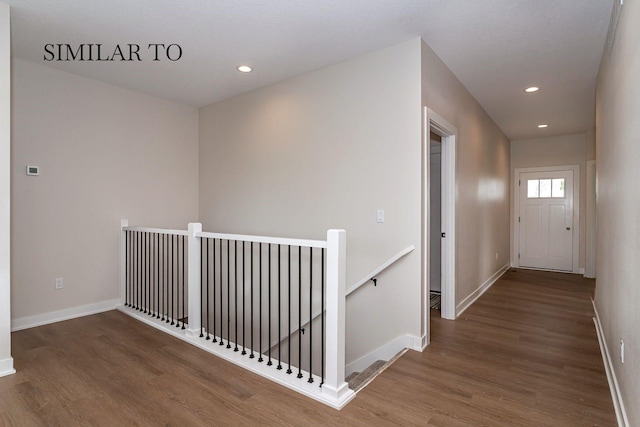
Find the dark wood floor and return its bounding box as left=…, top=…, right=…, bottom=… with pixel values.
left=1, top=269, right=616, bottom=426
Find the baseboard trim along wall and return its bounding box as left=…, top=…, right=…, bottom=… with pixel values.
left=456, top=263, right=509, bottom=318
left=11, top=299, right=121, bottom=332
left=592, top=299, right=629, bottom=427
left=346, top=333, right=421, bottom=376
left=0, top=357, right=15, bottom=378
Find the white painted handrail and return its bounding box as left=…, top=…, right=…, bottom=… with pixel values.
left=346, top=245, right=415, bottom=295
left=197, top=230, right=326, bottom=248
left=122, top=225, right=188, bottom=236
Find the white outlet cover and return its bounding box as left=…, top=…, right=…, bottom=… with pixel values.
left=376, top=210, right=385, bottom=223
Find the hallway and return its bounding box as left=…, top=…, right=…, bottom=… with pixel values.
left=1, top=270, right=615, bottom=425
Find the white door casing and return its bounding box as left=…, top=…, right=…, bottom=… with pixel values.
left=422, top=107, right=457, bottom=350
left=514, top=166, right=580, bottom=273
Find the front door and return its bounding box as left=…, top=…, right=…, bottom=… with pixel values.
left=518, top=170, right=574, bottom=271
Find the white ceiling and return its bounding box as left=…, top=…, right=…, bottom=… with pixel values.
left=6, top=0, right=613, bottom=140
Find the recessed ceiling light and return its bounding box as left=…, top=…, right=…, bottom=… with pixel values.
left=525, top=86, right=539, bottom=93
left=237, top=65, right=252, bottom=73
left=537, top=124, right=548, bottom=128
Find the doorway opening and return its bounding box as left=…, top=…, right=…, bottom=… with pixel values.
left=422, top=108, right=456, bottom=348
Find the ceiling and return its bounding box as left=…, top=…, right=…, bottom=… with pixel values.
left=6, top=0, right=613, bottom=140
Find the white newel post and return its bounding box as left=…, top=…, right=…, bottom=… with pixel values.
left=120, top=219, right=128, bottom=305
left=322, top=229, right=349, bottom=400
left=186, top=223, right=202, bottom=337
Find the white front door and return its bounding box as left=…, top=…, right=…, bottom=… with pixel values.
left=518, top=170, right=574, bottom=271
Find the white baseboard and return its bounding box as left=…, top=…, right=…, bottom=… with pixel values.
left=456, top=264, right=509, bottom=317
left=592, top=299, right=629, bottom=427
left=414, top=334, right=428, bottom=351
left=0, top=357, right=15, bottom=377
left=11, top=299, right=120, bottom=332
left=346, top=334, right=418, bottom=376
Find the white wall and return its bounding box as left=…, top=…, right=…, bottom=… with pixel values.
left=595, top=0, right=640, bottom=423
left=199, top=39, right=423, bottom=364
left=421, top=41, right=511, bottom=309
left=11, top=59, right=199, bottom=321
left=0, top=2, right=14, bottom=376
left=510, top=133, right=587, bottom=270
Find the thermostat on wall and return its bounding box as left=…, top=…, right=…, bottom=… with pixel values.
left=26, top=165, right=39, bottom=176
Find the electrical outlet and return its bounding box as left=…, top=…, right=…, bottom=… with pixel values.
left=55, top=277, right=63, bottom=290
left=495, top=252, right=499, bottom=260
left=376, top=210, right=385, bottom=223
left=620, top=339, right=625, bottom=364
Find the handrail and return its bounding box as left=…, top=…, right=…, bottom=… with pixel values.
left=122, top=225, right=188, bottom=236
left=197, top=230, right=326, bottom=248
left=270, top=244, right=415, bottom=350
left=346, top=245, right=415, bottom=295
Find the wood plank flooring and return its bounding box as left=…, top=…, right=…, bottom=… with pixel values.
left=1, top=269, right=616, bottom=426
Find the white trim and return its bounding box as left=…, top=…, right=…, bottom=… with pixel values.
left=346, top=334, right=419, bottom=376
left=347, top=245, right=415, bottom=295
left=118, top=305, right=355, bottom=410
left=415, top=334, right=428, bottom=351
left=197, top=231, right=326, bottom=249
left=456, top=264, right=509, bottom=317
left=11, top=299, right=120, bottom=331
left=592, top=300, right=629, bottom=427
left=0, top=357, right=15, bottom=377
left=513, top=165, right=581, bottom=274
left=585, top=160, right=596, bottom=278
left=120, top=219, right=128, bottom=305
left=423, top=107, right=457, bottom=340
left=122, top=225, right=188, bottom=236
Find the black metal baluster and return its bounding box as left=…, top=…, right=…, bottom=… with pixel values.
left=162, top=234, right=166, bottom=320
left=242, top=241, right=246, bottom=355
left=168, top=234, right=173, bottom=324
left=219, top=239, right=224, bottom=347
left=308, top=247, right=314, bottom=383
left=181, top=235, right=185, bottom=329
left=175, top=235, right=179, bottom=328
left=234, top=241, right=239, bottom=352
left=148, top=232, right=152, bottom=314
left=125, top=231, right=129, bottom=307
left=277, top=244, right=282, bottom=370
left=250, top=242, right=254, bottom=359
left=173, top=235, right=177, bottom=326
left=137, top=231, right=141, bottom=311
left=150, top=233, right=154, bottom=317
left=127, top=231, right=131, bottom=307
left=156, top=233, right=160, bottom=318
left=133, top=231, right=136, bottom=310
left=140, top=231, right=147, bottom=313
left=205, top=238, right=210, bottom=340
left=145, top=232, right=149, bottom=314
left=297, top=245, right=303, bottom=378
left=227, top=239, right=231, bottom=349
left=258, top=242, right=263, bottom=362
left=212, top=238, right=217, bottom=343
left=287, top=245, right=292, bottom=374
left=199, top=236, right=204, bottom=337
left=176, top=236, right=186, bottom=329
left=321, top=248, right=325, bottom=387
left=267, top=243, right=272, bottom=366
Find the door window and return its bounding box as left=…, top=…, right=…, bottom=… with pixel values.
left=527, top=178, right=565, bottom=199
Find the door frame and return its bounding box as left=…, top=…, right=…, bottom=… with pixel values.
left=585, top=160, right=596, bottom=278
left=513, top=165, right=580, bottom=273
left=422, top=107, right=457, bottom=348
